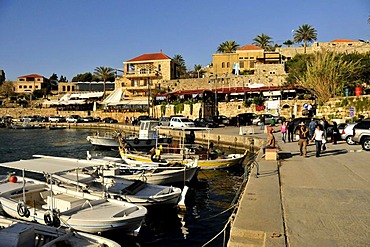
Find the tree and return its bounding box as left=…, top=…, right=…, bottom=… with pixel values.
left=293, top=24, right=317, bottom=53
left=253, top=33, right=273, bottom=50
left=283, top=40, right=294, bottom=47
left=0, top=81, right=15, bottom=98
left=172, top=54, right=187, bottom=78
left=194, top=64, right=202, bottom=78
left=216, top=40, right=240, bottom=53
left=59, top=75, right=67, bottom=82
left=93, top=66, right=115, bottom=96
left=72, top=72, right=93, bottom=82
left=296, top=51, right=362, bottom=103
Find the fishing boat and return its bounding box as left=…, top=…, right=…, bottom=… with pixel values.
left=49, top=125, right=67, bottom=130
left=0, top=216, right=121, bottom=247
left=27, top=155, right=184, bottom=207
left=121, top=120, right=173, bottom=151
left=86, top=152, right=199, bottom=185
left=0, top=161, right=147, bottom=234
left=87, top=131, right=120, bottom=148
left=11, top=119, right=46, bottom=129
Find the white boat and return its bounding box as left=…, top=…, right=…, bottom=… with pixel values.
left=122, top=120, right=173, bottom=151
left=11, top=119, right=46, bottom=129
left=87, top=131, right=120, bottom=148
left=0, top=216, right=120, bottom=247
left=42, top=163, right=183, bottom=207
left=0, top=162, right=147, bottom=234
left=87, top=152, right=199, bottom=185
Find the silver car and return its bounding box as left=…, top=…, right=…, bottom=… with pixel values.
left=341, top=123, right=357, bottom=145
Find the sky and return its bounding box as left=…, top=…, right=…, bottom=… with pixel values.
left=0, top=0, right=369, bottom=82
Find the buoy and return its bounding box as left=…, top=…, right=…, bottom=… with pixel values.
left=9, top=176, right=17, bottom=183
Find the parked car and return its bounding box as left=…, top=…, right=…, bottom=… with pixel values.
left=213, top=115, right=230, bottom=126
left=102, top=117, right=118, bottom=123
left=252, top=114, right=285, bottom=125
left=352, top=118, right=370, bottom=151
left=81, top=116, right=97, bottom=122
left=137, top=115, right=151, bottom=125
left=229, top=113, right=257, bottom=126
left=66, top=115, right=81, bottom=123
left=193, top=118, right=219, bottom=128
left=158, top=117, right=171, bottom=126
left=48, top=116, right=65, bottom=123
left=340, top=123, right=357, bottom=145
left=169, top=116, right=195, bottom=128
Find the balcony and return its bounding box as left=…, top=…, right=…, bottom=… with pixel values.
left=124, top=71, right=160, bottom=78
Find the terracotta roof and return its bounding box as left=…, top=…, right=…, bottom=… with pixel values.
left=18, top=74, right=43, bottom=78
left=127, top=52, right=171, bottom=62
left=237, top=44, right=263, bottom=51
left=330, top=39, right=359, bottom=43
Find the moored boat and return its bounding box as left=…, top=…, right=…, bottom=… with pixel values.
left=0, top=169, right=147, bottom=234
left=87, top=131, right=120, bottom=148
left=0, top=216, right=121, bottom=247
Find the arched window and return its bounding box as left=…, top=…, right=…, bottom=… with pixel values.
left=222, top=62, right=225, bottom=68
left=227, top=62, right=230, bottom=68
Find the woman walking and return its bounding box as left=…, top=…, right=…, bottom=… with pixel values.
left=311, top=124, right=325, bottom=157
left=280, top=121, right=287, bottom=143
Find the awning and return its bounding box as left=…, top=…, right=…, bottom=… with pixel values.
left=0, top=155, right=102, bottom=174
left=262, top=91, right=281, bottom=96
left=107, top=98, right=148, bottom=106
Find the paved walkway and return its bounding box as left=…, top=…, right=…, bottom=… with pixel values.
left=224, top=126, right=370, bottom=246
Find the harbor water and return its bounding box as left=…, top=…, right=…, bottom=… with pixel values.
left=0, top=128, right=248, bottom=246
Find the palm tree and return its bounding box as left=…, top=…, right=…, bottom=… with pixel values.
left=283, top=40, right=294, bottom=47
left=194, top=64, right=202, bottom=78
left=293, top=24, right=317, bottom=53
left=172, top=54, right=186, bottom=78
left=216, top=40, right=240, bottom=53
left=253, top=33, right=273, bottom=50
left=93, top=66, right=115, bottom=96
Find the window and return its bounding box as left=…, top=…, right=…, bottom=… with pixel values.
left=222, top=62, right=225, bottom=68
left=250, top=57, right=254, bottom=59
left=158, top=65, right=161, bottom=71
left=227, top=62, right=230, bottom=68
left=269, top=71, right=276, bottom=74
left=29, top=85, right=32, bottom=88
left=18, top=85, right=22, bottom=89
left=35, top=86, right=39, bottom=89
left=140, top=68, right=147, bottom=74
left=240, top=61, right=244, bottom=68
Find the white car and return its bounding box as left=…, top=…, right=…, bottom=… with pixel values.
left=169, top=117, right=195, bottom=128
left=66, top=115, right=81, bottom=123
left=341, top=123, right=357, bottom=145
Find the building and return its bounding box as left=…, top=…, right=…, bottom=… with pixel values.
left=58, top=81, right=115, bottom=94
left=0, top=69, right=5, bottom=84
left=115, top=52, right=179, bottom=97
left=13, top=74, right=49, bottom=94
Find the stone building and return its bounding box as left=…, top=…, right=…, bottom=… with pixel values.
left=13, top=74, right=49, bottom=93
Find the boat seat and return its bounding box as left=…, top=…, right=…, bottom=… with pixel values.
left=121, top=180, right=146, bottom=195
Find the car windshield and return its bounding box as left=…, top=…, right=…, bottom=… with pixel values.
left=181, top=118, right=192, bottom=122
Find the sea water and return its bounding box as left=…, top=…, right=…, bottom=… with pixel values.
left=0, top=128, right=247, bottom=246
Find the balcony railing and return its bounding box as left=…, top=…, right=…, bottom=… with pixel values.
left=124, top=71, right=159, bottom=78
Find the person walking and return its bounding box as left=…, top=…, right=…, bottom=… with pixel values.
left=311, top=124, right=325, bottom=157
left=331, top=121, right=339, bottom=144
left=287, top=118, right=295, bottom=142
left=260, top=115, right=265, bottom=130
left=280, top=121, right=287, bottom=143
left=297, top=122, right=309, bottom=157
left=308, top=118, right=316, bottom=140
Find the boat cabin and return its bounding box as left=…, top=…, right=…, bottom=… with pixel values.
left=138, top=120, right=159, bottom=139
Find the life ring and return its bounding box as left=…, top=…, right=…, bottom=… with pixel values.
left=133, top=138, right=140, bottom=145
left=146, top=139, right=152, bottom=145
left=17, top=202, right=30, bottom=218
left=151, top=153, right=161, bottom=162
left=166, top=138, right=172, bottom=144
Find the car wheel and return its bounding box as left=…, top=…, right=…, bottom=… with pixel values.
left=345, top=135, right=356, bottom=145
left=361, top=138, right=370, bottom=151
left=206, top=124, right=209, bottom=128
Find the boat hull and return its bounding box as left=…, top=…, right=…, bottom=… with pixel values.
left=87, top=136, right=120, bottom=148
left=0, top=180, right=147, bottom=234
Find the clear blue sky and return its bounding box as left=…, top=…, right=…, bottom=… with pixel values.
left=1, top=0, right=369, bottom=81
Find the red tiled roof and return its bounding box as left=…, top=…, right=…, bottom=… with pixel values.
left=127, top=52, right=171, bottom=62
left=18, top=74, right=43, bottom=78
left=330, top=39, right=358, bottom=43
left=237, top=44, right=263, bottom=51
